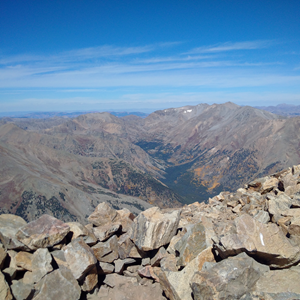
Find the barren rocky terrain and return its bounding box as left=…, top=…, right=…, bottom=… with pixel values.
left=0, top=102, right=300, bottom=222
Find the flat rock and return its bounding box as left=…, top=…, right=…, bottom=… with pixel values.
left=16, top=215, right=70, bottom=250
left=99, top=261, right=114, bottom=274
left=215, top=213, right=300, bottom=268
left=33, top=268, right=81, bottom=300
left=0, top=271, right=12, bottom=300
left=190, top=252, right=269, bottom=300
left=88, top=202, right=118, bottom=227
left=104, top=281, right=165, bottom=300
left=254, top=268, right=300, bottom=295
left=0, top=214, right=27, bottom=250
left=131, top=207, right=181, bottom=251
left=103, top=273, right=137, bottom=288
left=63, top=238, right=97, bottom=280
left=11, top=280, right=34, bottom=300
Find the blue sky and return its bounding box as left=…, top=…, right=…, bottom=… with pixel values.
left=1, top=0, right=300, bottom=112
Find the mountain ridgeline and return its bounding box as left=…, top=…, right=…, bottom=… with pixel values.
left=0, top=102, right=300, bottom=222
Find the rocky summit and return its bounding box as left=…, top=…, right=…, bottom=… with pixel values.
left=0, top=164, right=300, bottom=299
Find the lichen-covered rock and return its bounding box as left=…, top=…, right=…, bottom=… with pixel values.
left=16, top=214, right=70, bottom=250
left=131, top=207, right=181, bottom=251
left=175, top=222, right=211, bottom=267
left=190, top=253, right=269, bottom=300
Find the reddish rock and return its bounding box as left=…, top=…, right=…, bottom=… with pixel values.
left=16, top=215, right=70, bottom=250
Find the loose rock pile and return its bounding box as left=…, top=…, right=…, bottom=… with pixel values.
left=1, top=165, right=300, bottom=299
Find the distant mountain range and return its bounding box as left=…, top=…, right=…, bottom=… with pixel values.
left=0, top=111, right=149, bottom=119
left=255, top=103, right=300, bottom=117
left=0, top=102, right=299, bottom=222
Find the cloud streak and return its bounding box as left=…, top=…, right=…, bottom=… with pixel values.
left=0, top=39, right=299, bottom=110
left=187, top=40, right=273, bottom=54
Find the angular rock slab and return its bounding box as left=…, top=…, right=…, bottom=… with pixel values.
left=66, top=222, right=97, bottom=246
left=88, top=202, right=118, bottom=227
left=0, top=244, right=6, bottom=269
left=115, top=207, right=135, bottom=233
left=33, top=268, right=81, bottom=300
left=153, top=267, right=181, bottom=300
left=16, top=214, right=70, bottom=250
left=175, top=222, right=210, bottom=267
left=190, top=252, right=269, bottom=300
left=92, top=223, right=121, bottom=242
left=81, top=265, right=98, bottom=292
left=166, top=247, right=215, bottom=300
left=131, top=207, right=181, bottom=251
left=0, top=214, right=27, bottom=250
left=63, top=238, right=97, bottom=280
left=23, top=248, right=53, bottom=284
left=215, top=213, right=300, bottom=268
left=92, top=235, right=119, bottom=263
left=0, top=271, right=13, bottom=300
left=11, top=280, right=34, bottom=300
left=14, top=251, right=33, bottom=271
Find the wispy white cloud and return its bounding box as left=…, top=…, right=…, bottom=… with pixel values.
left=1, top=40, right=299, bottom=110
left=187, top=40, right=273, bottom=54
left=0, top=42, right=180, bottom=66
